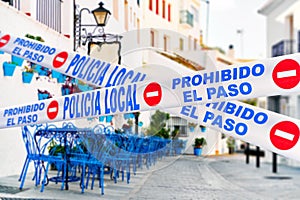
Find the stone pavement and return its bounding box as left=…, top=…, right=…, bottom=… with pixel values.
left=1, top=154, right=300, bottom=199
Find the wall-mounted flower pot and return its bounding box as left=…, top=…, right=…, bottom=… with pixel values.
left=106, top=115, right=113, bottom=123
left=99, top=116, right=105, bottom=122
left=3, top=62, right=17, bottom=76
left=34, top=64, right=42, bottom=73
left=11, top=55, right=24, bottom=66
left=57, top=74, right=66, bottom=83
left=200, top=127, right=206, bottom=132
left=38, top=93, right=50, bottom=100
left=189, top=127, right=195, bottom=132
left=61, top=87, right=70, bottom=96
left=0, top=50, right=4, bottom=54
left=38, top=67, right=49, bottom=76
left=22, top=72, right=34, bottom=84
left=51, top=70, right=61, bottom=79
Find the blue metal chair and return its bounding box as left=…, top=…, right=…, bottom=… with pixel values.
left=19, top=125, right=42, bottom=190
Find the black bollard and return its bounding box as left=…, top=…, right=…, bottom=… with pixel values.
left=256, top=146, right=260, bottom=168
left=245, top=143, right=250, bottom=164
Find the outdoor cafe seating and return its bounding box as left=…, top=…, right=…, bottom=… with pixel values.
left=18, top=122, right=187, bottom=195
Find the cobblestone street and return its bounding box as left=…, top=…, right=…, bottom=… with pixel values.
left=2, top=154, right=300, bottom=200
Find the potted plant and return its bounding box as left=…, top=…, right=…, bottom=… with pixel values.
left=200, top=125, right=206, bottom=132
left=188, top=122, right=197, bottom=132
left=3, top=61, right=17, bottom=76
left=193, top=137, right=207, bottom=156
left=22, top=65, right=35, bottom=84
left=11, top=55, right=24, bottom=66
left=51, top=69, right=62, bottom=79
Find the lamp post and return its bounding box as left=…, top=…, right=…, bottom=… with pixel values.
left=74, top=1, right=111, bottom=51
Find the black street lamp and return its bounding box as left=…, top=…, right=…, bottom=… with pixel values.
left=74, top=1, right=112, bottom=51
left=92, top=2, right=111, bottom=26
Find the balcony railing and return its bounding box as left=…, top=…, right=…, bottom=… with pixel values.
left=180, top=10, right=194, bottom=28
left=272, top=40, right=295, bottom=57
left=36, top=0, right=62, bottom=33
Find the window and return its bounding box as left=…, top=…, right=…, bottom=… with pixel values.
left=134, top=12, right=136, bottom=27
left=137, top=0, right=140, bottom=6
left=179, top=38, right=184, bottom=50
left=168, top=4, right=171, bottom=22
left=149, top=0, right=153, bottom=10
left=188, top=35, right=192, bottom=50
left=194, top=38, right=198, bottom=50
left=36, top=0, right=62, bottom=33
left=137, top=18, right=140, bottom=44
left=156, top=0, right=159, bottom=15
left=162, top=0, right=166, bottom=18
left=113, top=0, right=119, bottom=20
left=130, top=7, right=132, bottom=22
left=164, top=35, right=168, bottom=51
left=1, top=0, right=20, bottom=9
left=191, top=6, right=199, bottom=23
left=151, top=30, right=155, bottom=47
left=124, top=0, right=128, bottom=30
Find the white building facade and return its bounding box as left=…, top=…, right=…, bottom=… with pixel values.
left=259, top=0, right=300, bottom=166
left=0, top=0, right=243, bottom=177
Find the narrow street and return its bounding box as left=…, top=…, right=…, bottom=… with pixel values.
left=128, top=154, right=300, bottom=200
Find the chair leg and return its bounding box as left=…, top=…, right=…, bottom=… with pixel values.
left=61, top=162, right=67, bottom=190
left=80, top=164, right=85, bottom=193
left=40, top=162, right=50, bottom=192
left=85, top=168, right=91, bottom=189
left=19, top=157, right=29, bottom=181
left=100, top=167, right=104, bottom=195
left=19, top=159, right=30, bottom=190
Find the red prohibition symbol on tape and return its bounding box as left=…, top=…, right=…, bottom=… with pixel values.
left=143, top=82, right=162, bottom=106
left=47, top=100, right=59, bottom=120
left=272, top=59, right=300, bottom=89
left=53, top=51, right=68, bottom=68
left=270, top=121, right=300, bottom=150
left=0, top=35, right=10, bottom=48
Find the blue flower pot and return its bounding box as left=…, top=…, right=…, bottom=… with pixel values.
left=33, top=64, right=42, bottom=73
left=189, top=127, right=195, bottom=132
left=38, top=93, right=49, bottom=100
left=3, top=62, right=16, bottom=76
left=57, top=74, right=66, bottom=83
left=0, top=50, right=4, bottom=54
left=194, top=148, right=202, bottom=156
left=52, top=70, right=61, bottom=79
left=38, top=67, right=49, bottom=76
left=99, top=116, right=105, bottom=122
left=106, top=115, right=113, bottom=123
left=11, top=55, right=24, bottom=66
left=61, top=87, right=70, bottom=96
left=22, top=72, right=34, bottom=84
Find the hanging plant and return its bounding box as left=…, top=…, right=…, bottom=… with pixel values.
left=22, top=66, right=34, bottom=84
left=37, top=89, right=53, bottom=100
left=11, top=55, right=24, bottom=66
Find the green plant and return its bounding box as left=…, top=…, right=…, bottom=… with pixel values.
left=48, top=140, right=65, bottom=156
left=23, top=65, right=35, bottom=73
left=226, top=137, right=235, bottom=148
left=147, top=110, right=171, bottom=138
left=25, top=34, right=45, bottom=42
left=171, top=128, right=180, bottom=139
left=188, top=122, right=197, bottom=128
left=194, top=137, right=207, bottom=148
